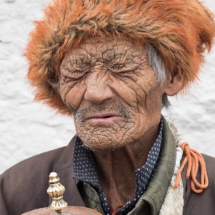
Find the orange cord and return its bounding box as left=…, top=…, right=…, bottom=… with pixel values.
left=174, top=142, right=209, bottom=193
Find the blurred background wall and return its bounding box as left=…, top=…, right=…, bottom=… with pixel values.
left=0, top=0, right=215, bottom=174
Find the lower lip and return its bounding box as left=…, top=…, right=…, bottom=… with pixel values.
left=87, top=116, right=121, bottom=126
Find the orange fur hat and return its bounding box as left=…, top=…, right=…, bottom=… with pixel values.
left=25, top=0, right=215, bottom=115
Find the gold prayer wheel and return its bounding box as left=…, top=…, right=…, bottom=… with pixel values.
left=22, top=206, right=102, bottom=215
left=22, top=172, right=101, bottom=215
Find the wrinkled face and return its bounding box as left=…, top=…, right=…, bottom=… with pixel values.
left=59, top=37, right=165, bottom=150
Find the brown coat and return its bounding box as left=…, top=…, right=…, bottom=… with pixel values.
left=1, top=135, right=215, bottom=215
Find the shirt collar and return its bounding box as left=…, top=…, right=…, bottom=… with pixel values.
left=73, top=120, right=163, bottom=183
left=72, top=136, right=99, bottom=186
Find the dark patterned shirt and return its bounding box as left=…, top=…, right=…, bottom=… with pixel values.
left=72, top=120, right=163, bottom=215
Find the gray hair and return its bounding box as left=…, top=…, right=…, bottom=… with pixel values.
left=146, top=45, right=170, bottom=108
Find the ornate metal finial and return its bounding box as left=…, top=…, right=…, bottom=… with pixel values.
left=47, top=172, right=68, bottom=212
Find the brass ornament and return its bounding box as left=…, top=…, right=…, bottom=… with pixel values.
left=47, top=172, right=68, bottom=212
left=22, top=206, right=102, bottom=215
left=22, top=172, right=102, bottom=214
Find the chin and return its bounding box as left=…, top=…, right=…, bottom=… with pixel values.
left=78, top=132, right=134, bottom=151
left=75, top=118, right=139, bottom=151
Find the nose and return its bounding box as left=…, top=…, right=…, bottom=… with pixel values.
left=84, top=71, right=114, bottom=105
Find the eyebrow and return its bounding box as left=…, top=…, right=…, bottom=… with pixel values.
left=70, top=51, right=133, bottom=65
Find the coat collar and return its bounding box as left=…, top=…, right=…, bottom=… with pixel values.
left=128, top=117, right=177, bottom=215
left=53, top=136, right=85, bottom=207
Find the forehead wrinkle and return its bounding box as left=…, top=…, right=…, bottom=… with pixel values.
left=94, top=39, right=137, bottom=63
left=112, top=43, right=142, bottom=64
left=86, top=43, right=98, bottom=58
left=101, top=47, right=115, bottom=63
left=97, top=42, right=108, bottom=53
left=78, top=45, right=93, bottom=60
left=116, top=49, right=129, bottom=64
left=67, top=48, right=94, bottom=67
left=106, top=46, right=130, bottom=64
left=63, top=38, right=150, bottom=71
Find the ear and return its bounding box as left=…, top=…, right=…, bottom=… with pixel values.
left=164, top=72, right=184, bottom=96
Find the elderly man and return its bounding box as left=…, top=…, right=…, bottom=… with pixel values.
left=1, top=0, right=215, bottom=215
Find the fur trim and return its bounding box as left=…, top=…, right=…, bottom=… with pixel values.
left=159, top=146, right=184, bottom=215
left=25, top=0, right=215, bottom=114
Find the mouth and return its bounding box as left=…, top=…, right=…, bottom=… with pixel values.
left=86, top=113, right=119, bottom=119
left=84, top=113, right=121, bottom=125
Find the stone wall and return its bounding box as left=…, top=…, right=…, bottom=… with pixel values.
left=1, top=0, right=215, bottom=173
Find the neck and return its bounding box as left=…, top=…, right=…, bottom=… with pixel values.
left=93, top=124, right=160, bottom=211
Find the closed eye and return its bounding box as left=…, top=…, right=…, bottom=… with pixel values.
left=108, top=67, right=133, bottom=74
left=108, top=63, right=138, bottom=74
left=110, top=63, right=125, bottom=70
left=63, top=70, right=90, bottom=81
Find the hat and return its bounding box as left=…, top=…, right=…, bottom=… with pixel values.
left=25, top=0, right=215, bottom=115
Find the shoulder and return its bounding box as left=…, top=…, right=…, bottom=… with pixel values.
left=1, top=146, right=66, bottom=179
left=0, top=146, right=66, bottom=215
left=202, top=154, right=215, bottom=186
left=183, top=153, right=215, bottom=215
